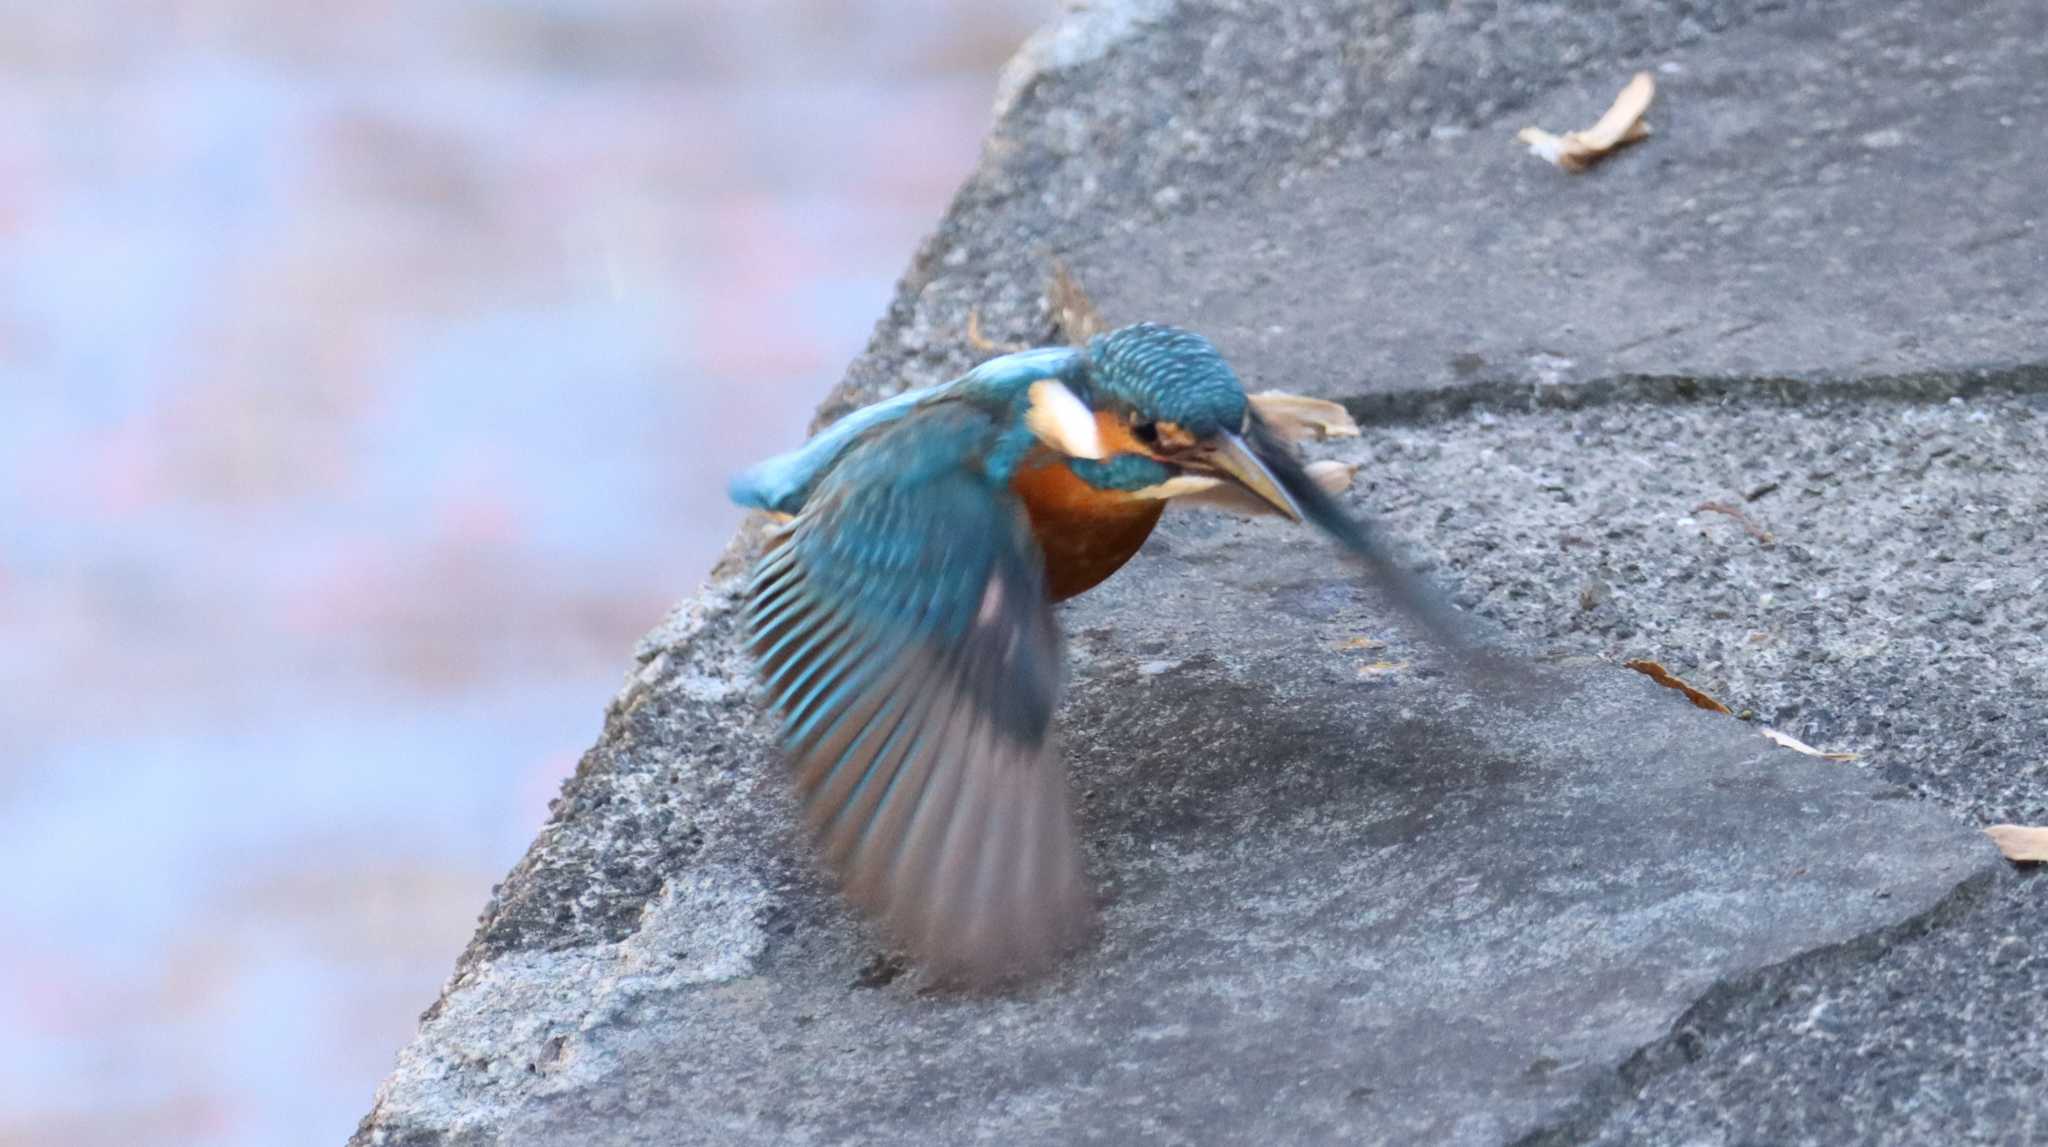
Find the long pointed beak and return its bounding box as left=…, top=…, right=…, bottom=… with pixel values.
left=1235, top=416, right=1522, bottom=685
left=1201, top=432, right=1304, bottom=522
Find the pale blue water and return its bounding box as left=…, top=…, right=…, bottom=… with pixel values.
left=0, top=3, right=1044, bottom=1142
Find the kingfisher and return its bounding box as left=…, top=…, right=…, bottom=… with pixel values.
left=730, top=323, right=1488, bottom=986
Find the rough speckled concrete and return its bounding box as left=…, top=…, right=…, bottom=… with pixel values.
left=1352, top=392, right=2048, bottom=1146
left=357, top=508, right=1999, bottom=1145
left=356, top=0, right=2048, bottom=1143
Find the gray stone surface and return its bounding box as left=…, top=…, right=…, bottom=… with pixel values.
left=826, top=0, right=1835, bottom=422
left=354, top=0, right=2048, bottom=1143
left=356, top=510, right=1998, bottom=1146
left=1334, top=394, right=2048, bottom=1147
left=1079, top=0, right=2047, bottom=402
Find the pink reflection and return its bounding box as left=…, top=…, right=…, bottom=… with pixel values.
left=0, top=2, right=1046, bottom=1144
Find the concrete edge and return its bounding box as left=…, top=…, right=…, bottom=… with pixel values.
left=1514, top=862, right=2009, bottom=1146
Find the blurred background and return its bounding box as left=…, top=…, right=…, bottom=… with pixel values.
left=0, top=2, right=1047, bottom=1143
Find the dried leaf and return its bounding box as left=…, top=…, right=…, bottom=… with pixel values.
left=1517, top=71, right=1656, bottom=172
left=1985, top=824, right=2048, bottom=863
left=1249, top=391, right=1362, bottom=441
left=1305, top=458, right=1358, bottom=493
left=1358, top=660, right=1410, bottom=676
left=1759, top=726, right=1859, bottom=762
left=1578, top=71, right=1657, bottom=150
left=1047, top=259, right=1107, bottom=345
left=1339, top=636, right=1388, bottom=651
left=1625, top=658, right=1733, bottom=714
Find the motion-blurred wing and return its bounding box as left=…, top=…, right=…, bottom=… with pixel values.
left=743, top=435, right=1093, bottom=985
left=1247, top=414, right=1529, bottom=684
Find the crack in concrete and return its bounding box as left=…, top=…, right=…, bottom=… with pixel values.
left=1515, top=865, right=2006, bottom=1146
left=1338, top=363, right=2048, bottom=428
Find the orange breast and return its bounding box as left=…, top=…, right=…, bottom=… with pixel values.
left=1010, top=451, right=1164, bottom=602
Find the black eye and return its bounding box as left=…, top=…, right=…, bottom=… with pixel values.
left=1132, top=421, right=1160, bottom=445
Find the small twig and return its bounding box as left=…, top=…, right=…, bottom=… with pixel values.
left=1695, top=500, right=1774, bottom=543
left=1624, top=659, right=1733, bottom=714
left=1047, top=258, right=1107, bottom=345
left=965, top=308, right=1028, bottom=355
left=1760, top=727, right=1859, bottom=762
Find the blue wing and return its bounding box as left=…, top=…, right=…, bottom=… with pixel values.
left=742, top=403, right=1092, bottom=983
left=730, top=346, right=1087, bottom=516
left=729, top=385, right=934, bottom=515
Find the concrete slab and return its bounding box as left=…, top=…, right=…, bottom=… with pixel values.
left=1077, top=0, right=2048, bottom=401
left=353, top=0, right=2047, bottom=1142
left=350, top=488, right=1998, bottom=1145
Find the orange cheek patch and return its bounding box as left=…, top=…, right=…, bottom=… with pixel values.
left=1093, top=411, right=1151, bottom=457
